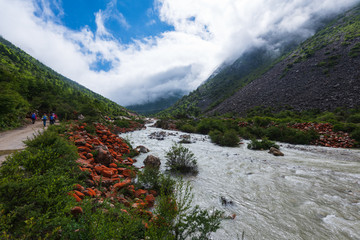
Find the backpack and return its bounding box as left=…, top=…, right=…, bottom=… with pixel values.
left=31, top=113, right=36, bottom=119
left=50, top=115, right=54, bottom=121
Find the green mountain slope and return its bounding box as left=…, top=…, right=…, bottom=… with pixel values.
left=0, top=37, right=129, bottom=129
left=159, top=4, right=360, bottom=118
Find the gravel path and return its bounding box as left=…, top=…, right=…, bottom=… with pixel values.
left=0, top=121, right=45, bottom=164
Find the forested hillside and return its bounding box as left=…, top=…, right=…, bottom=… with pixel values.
left=0, top=37, right=129, bottom=129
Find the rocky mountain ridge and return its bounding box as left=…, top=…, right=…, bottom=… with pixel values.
left=209, top=6, right=360, bottom=116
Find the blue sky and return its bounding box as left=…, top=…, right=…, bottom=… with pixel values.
left=57, top=0, right=173, bottom=45
left=0, top=0, right=359, bottom=106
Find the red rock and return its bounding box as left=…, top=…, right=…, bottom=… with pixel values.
left=74, top=190, right=85, bottom=199
left=149, top=190, right=158, bottom=197
left=71, top=206, right=83, bottom=216
left=78, top=146, right=91, bottom=153
left=70, top=192, right=82, bottom=202
left=135, top=189, right=148, bottom=198
left=109, top=163, right=117, bottom=168
left=122, top=169, right=135, bottom=178
left=145, top=194, right=155, bottom=207
left=74, top=184, right=84, bottom=192
left=76, top=158, right=93, bottom=168
left=84, top=188, right=96, bottom=197
left=114, top=179, right=131, bottom=190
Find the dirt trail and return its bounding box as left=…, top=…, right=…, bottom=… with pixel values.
left=0, top=121, right=45, bottom=164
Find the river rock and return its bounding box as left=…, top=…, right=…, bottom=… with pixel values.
left=135, top=145, right=150, bottom=153
left=148, top=131, right=167, bottom=140
left=268, top=147, right=284, bottom=156
left=143, top=155, right=161, bottom=169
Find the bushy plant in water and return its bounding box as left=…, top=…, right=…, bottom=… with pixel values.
left=247, top=137, right=279, bottom=150
left=165, top=143, right=198, bottom=175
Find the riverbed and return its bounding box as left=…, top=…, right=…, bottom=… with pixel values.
left=121, top=122, right=360, bottom=240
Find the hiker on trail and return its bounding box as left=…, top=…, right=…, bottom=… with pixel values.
left=42, top=114, right=47, bottom=127
left=50, top=113, right=55, bottom=125
left=31, top=112, right=37, bottom=124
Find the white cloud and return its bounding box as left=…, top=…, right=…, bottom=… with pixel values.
left=0, top=0, right=359, bottom=106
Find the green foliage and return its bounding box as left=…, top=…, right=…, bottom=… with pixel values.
left=114, top=119, right=131, bottom=128
left=0, top=126, right=222, bottom=239
left=349, top=42, right=360, bottom=57
left=0, top=129, right=81, bottom=238
left=247, top=137, right=279, bottom=150
left=0, top=36, right=129, bottom=130
left=60, top=201, right=147, bottom=240
left=350, top=128, right=360, bottom=142
left=165, top=143, right=198, bottom=175
left=180, top=124, right=197, bottom=133
left=347, top=113, right=360, bottom=123
left=147, top=180, right=223, bottom=240
left=197, top=118, right=226, bottom=134
left=209, top=129, right=240, bottom=147
left=0, top=88, right=29, bottom=129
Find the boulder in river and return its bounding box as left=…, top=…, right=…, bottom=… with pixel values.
left=268, top=147, right=284, bottom=156
left=135, top=145, right=150, bottom=153
left=143, top=155, right=161, bottom=169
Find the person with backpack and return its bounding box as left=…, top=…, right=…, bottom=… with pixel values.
left=42, top=114, right=47, bottom=127
left=50, top=114, right=54, bottom=125
left=31, top=112, right=37, bottom=124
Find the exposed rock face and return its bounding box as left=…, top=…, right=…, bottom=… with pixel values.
left=268, top=147, right=284, bottom=156
left=143, top=155, right=161, bottom=169
left=209, top=40, right=360, bottom=116
left=205, top=7, right=360, bottom=116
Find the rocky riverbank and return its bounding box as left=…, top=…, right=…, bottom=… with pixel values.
left=66, top=122, right=156, bottom=220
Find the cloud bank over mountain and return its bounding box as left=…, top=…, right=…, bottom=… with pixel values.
left=0, top=0, right=359, bottom=105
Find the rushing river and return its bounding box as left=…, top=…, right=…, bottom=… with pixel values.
left=121, top=122, right=360, bottom=240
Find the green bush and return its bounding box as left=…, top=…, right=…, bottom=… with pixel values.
left=209, top=129, right=240, bottom=147
left=333, top=123, right=357, bottom=133
left=114, top=119, right=131, bottom=128
left=165, top=143, right=198, bottom=175
left=347, top=113, right=360, bottom=123
left=253, top=116, right=272, bottom=127
left=0, top=129, right=81, bottom=238
left=180, top=124, right=197, bottom=133
left=196, top=119, right=225, bottom=134
left=264, top=126, right=318, bottom=145
left=247, top=137, right=279, bottom=150
left=147, top=180, right=222, bottom=239
left=351, top=128, right=360, bottom=142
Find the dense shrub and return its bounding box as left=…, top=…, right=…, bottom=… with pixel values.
left=264, top=126, right=318, bottom=145
left=113, top=119, right=131, bottom=128
left=209, top=129, right=240, bottom=147
left=147, top=180, right=223, bottom=239
left=0, top=129, right=82, bottom=238
left=180, top=124, right=197, bottom=133
left=196, top=119, right=225, bottom=134
left=252, top=116, right=273, bottom=127
left=247, top=137, right=279, bottom=150
left=347, top=113, right=360, bottom=123
left=165, top=143, right=198, bottom=175
left=351, top=128, right=360, bottom=142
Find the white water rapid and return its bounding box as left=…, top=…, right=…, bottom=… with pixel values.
left=121, top=122, right=360, bottom=240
